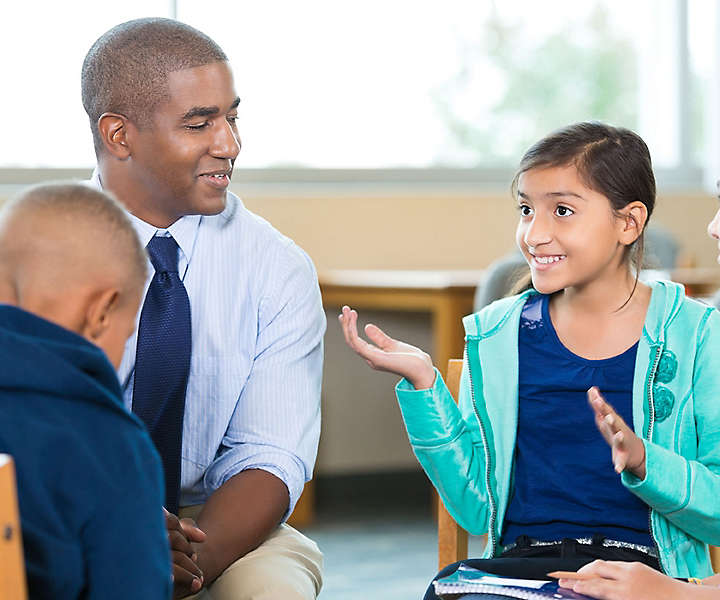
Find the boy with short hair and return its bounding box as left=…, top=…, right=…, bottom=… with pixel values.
left=0, top=183, right=171, bottom=599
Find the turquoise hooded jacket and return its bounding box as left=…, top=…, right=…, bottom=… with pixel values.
left=396, top=280, right=720, bottom=577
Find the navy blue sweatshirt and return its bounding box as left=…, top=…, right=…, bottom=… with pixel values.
left=0, top=305, right=171, bottom=599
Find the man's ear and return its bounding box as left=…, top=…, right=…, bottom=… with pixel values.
left=83, top=288, right=120, bottom=342
left=97, top=113, right=132, bottom=160
left=617, top=201, right=648, bottom=246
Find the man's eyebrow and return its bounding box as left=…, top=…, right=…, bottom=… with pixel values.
left=181, top=97, right=241, bottom=121
left=182, top=106, right=220, bottom=121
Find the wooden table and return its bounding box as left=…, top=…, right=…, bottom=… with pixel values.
left=319, top=270, right=483, bottom=530
left=320, top=270, right=483, bottom=378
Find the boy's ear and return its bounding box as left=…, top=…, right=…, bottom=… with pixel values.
left=83, top=288, right=120, bottom=342
left=0, top=266, right=17, bottom=305
left=618, top=201, right=648, bottom=246
left=97, top=113, right=132, bottom=160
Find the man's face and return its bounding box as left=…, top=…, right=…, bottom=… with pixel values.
left=129, top=61, right=241, bottom=226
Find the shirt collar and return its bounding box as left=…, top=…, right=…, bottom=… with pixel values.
left=90, top=168, right=202, bottom=265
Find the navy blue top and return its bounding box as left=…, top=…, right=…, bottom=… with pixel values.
left=0, top=305, right=171, bottom=599
left=501, top=294, right=652, bottom=547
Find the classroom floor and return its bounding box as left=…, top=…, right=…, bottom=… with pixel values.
left=302, top=506, right=486, bottom=600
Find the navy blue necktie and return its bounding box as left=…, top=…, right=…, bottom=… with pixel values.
left=132, top=235, right=192, bottom=514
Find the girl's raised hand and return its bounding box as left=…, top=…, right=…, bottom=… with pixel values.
left=588, top=387, right=646, bottom=480
left=339, top=305, right=436, bottom=390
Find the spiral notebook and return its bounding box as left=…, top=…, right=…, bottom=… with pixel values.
left=433, top=564, right=596, bottom=599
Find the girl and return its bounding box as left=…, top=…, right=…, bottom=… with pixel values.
left=554, top=186, right=720, bottom=600
left=339, top=122, right=720, bottom=598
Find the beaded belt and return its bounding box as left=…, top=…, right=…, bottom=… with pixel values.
left=502, top=537, right=658, bottom=558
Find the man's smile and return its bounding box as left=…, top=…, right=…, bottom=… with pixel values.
left=198, top=167, right=232, bottom=189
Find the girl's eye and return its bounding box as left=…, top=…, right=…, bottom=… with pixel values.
left=518, top=204, right=533, bottom=217
left=555, top=205, right=573, bottom=217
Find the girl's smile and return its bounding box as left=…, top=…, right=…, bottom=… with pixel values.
left=528, top=251, right=567, bottom=270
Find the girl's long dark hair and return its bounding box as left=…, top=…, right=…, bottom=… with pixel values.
left=510, top=121, right=656, bottom=303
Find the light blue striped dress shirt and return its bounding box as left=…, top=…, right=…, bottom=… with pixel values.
left=90, top=173, right=326, bottom=515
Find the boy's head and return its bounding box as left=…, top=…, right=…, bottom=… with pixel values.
left=0, top=183, right=147, bottom=367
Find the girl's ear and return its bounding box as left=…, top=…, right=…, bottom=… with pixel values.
left=618, top=201, right=648, bottom=246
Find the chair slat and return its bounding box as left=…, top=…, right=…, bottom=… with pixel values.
left=437, top=359, right=469, bottom=570
left=0, top=455, right=27, bottom=600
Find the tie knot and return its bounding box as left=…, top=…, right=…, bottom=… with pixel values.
left=147, top=236, right=180, bottom=274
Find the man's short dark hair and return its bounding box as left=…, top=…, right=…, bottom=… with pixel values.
left=81, top=18, right=228, bottom=155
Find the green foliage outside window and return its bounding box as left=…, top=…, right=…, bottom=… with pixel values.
left=434, top=4, right=638, bottom=166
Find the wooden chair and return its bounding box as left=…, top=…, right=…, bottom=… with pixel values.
left=437, top=360, right=720, bottom=575
left=0, top=454, right=27, bottom=600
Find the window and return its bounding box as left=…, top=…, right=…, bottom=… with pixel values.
left=182, top=0, right=652, bottom=168
left=0, top=0, right=712, bottom=188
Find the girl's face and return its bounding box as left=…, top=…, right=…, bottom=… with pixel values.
left=515, top=164, right=632, bottom=295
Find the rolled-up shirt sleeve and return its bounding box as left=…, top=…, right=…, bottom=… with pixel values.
left=202, top=241, right=325, bottom=518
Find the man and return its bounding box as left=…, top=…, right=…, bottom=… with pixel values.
left=81, top=18, right=325, bottom=599
left=0, top=183, right=171, bottom=599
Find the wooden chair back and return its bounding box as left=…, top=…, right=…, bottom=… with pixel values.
left=0, top=455, right=27, bottom=599
left=437, top=359, right=470, bottom=570
left=711, top=546, right=720, bottom=573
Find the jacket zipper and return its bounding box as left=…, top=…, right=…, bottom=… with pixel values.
left=645, top=344, right=665, bottom=572
left=465, top=342, right=498, bottom=557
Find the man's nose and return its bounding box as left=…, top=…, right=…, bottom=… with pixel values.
left=211, top=120, right=241, bottom=159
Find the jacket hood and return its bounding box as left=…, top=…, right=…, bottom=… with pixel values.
left=0, top=304, right=125, bottom=413
left=642, top=280, right=685, bottom=344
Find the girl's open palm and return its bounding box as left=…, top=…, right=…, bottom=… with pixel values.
left=339, top=306, right=436, bottom=389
